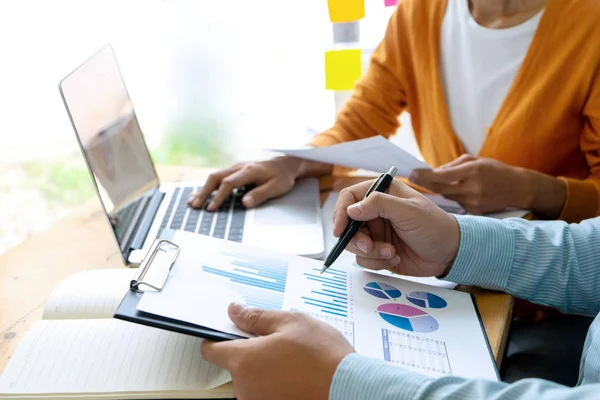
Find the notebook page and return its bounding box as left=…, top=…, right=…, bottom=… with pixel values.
left=0, top=319, right=232, bottom=398
left=42, top=269, right=135, bottom=320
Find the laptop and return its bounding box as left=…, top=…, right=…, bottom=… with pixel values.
left=59, top=45, right=324, bottom=265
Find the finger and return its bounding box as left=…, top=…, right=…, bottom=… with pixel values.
left=418, top=181, right=468, bottom=197
left=208, top=168, right=263, bottom=211
left=364, top=216, right=388, bottom=243
left=242, top=179, right=289, bottom=208
left=346, top=191, right=410, bottom=224
left=355, top=254, right=401, bottom=271
left=228, top=303, right=291, bottom=336
left=411, top=163, right=474, bottom=187
left=347, top=234, right=396, bottom=260
left=189, top=166, right=240, bottom=209
left=334, top=180, right=417, bottom=236
left=439, top=154, right=477, bottom=169
left=200, top=339, right=247, bottom=370
left=333, top=181, right=375, bottom=237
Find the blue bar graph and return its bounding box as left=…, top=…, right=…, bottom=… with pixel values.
left=201, top=252, right=289, bottom=310
left=300, top=267, right=350, bottom=317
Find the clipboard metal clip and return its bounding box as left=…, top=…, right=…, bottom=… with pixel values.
left=130, top=239, right=180, bottom=293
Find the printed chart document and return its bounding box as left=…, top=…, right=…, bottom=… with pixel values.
left=271, top=136, right=430, bottom=178
left=0, top=269, right=233, bottom=399
left=137, top=231, right=498, bottom=381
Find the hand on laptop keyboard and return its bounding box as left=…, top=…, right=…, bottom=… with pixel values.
left=187, top=157, right=330, bottom=211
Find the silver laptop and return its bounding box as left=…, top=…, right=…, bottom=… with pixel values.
left=59, top=45, right=324, bottom=266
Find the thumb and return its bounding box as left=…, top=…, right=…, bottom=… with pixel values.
left=228, top=303, right=289, bottom=336
left=346, top=191, right=407, bottom=223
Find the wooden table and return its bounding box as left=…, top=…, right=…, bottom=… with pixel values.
left=0, top=166, right=513, bottom=375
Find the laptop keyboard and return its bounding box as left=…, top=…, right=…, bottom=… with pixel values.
left=157, top=186, right=247, bottom=242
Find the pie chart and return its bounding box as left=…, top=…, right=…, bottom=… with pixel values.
left=363, top=282, right=401, bottom=300
left=406, top=291, right=447, bottom=309
left=377, top=303, right=439, bottom=333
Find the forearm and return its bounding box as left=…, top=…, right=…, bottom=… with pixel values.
left=330, top=354, right=599, bottom=400
left=445, top=215, right=600, bottom=316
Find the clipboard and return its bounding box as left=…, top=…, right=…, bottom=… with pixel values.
left=113, top=229, right=244, bottom=341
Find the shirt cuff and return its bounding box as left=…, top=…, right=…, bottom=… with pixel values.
left=330, top=353, right=432, bottom=400
left=557, top=177, right=600, bottom=223
left=443, top=215, right=515, bottom=291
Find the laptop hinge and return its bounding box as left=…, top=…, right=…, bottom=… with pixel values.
left=130, top=190, right=165, bottom=251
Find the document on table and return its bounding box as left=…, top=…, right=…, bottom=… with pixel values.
left=271, top=136, right=430, bottom=178
left=424, top=195, right=529, bottom=219
left=321, top=192, right=458, bottom=289
left=135, top=230, right=498, bottom=381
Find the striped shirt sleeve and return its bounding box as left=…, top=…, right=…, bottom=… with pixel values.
left=330, top=215, right=600, bottom=400
left=330, top=353, right=600, bottom=400
left=446, top=215, right=600, bottom=317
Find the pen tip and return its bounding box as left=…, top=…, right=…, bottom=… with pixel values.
left=320, top=264, right=327, bottom=274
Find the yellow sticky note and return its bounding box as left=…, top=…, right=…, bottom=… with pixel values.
left=327, top=0, right=365, bottom=23
left=325, top=49, right=363, bottom=91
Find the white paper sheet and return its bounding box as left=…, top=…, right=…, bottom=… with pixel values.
left=424, top=195, right=529, bottom=219
left=137, top=231, right=498, bottom=381
left=271, top=136, right=430, bottom=177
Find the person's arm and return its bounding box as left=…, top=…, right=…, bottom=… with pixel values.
left=330, top=353, right=599, bottom=400
left=554, top=70, right=600, bottom=222
left=445, top=215, right=600, bottom=317
left=310, top=6, right=408, bottom=147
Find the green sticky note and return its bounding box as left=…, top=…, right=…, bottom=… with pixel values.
left=325, top=49, right=363, bottom=91
left=327, top=0, right=365, bottom=23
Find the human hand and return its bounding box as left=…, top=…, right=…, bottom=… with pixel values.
left=201, top=303, right=354, bottom=400
left=408, top=155, right=530, bottom=215
left=333, top=179, right=460, bottom=277
left=188, top=156, right=324, bottom=211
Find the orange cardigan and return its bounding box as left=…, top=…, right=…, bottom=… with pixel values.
left=310, top=0, right=600, bottom=223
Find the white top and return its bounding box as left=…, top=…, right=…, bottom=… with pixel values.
left=440, top=0, right=544, bottom=155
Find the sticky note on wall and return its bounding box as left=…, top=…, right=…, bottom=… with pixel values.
left=325, top=49, right=363, bottom=91
left=327, top=0, right=365, bottom=23
left=384, top=0, right=398, bottom=6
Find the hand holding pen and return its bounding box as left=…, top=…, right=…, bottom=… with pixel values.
left=321, top=166, right=397, bottom=274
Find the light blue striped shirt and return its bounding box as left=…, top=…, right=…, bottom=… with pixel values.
left=330, top=215, right=600, bottom=399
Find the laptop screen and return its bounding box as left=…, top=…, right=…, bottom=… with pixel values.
left=59, top=45, right=159, bottom=258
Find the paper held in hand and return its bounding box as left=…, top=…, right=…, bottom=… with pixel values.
left=271, top=136, right=430, bottom=178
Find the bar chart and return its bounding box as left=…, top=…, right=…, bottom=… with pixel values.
left=201, top=252, right=289, bottom=310
left=298, top=266, right=353, bottom=318
left=292, top=309, right=355, bottom=347
left=381, top=328, right=451, bottom=377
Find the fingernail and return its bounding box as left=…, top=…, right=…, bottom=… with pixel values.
left=380, top=248, right=392, bottom=258
left=242, top=195, right=254, bottom=208
left=389, top=256, right=401, bottom=265
left=357, top=240, right=368, bottom=253
left=188, top=195, right=195, bottom=202
left=229, top=302, right=247, bottom=316
left=207, top=202, right=216, bottom=211
left=347, top=203, right=363, bottom=217
left=409, top=172, right=418, bottom=183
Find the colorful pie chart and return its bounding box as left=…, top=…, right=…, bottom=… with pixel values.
left=363, top=282, right=401, bottom=299
left=406, top=291, right=448, bottom=309
left=377, top=303, right=439, bottom=333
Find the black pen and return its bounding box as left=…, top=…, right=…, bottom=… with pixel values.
left=321, top=166, right=398, bottom=274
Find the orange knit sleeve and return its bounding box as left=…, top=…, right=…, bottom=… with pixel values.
left=558, top=71, right=600, bottom=222
left=309, top=7, right=408, bottom=148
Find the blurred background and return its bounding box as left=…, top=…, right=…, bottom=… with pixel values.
left=0, top=0, right=419, bottom=254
